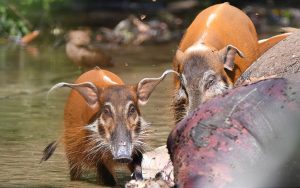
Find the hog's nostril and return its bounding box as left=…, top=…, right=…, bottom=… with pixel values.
left=113, top=142, right=132, bottom=163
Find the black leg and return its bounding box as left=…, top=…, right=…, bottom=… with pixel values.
left=129, top=151, right=143, bottom=180
left=96, top=163, right=116, bottom=186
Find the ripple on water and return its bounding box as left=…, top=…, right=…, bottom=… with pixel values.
left=0, top=43, right=177, bottom=187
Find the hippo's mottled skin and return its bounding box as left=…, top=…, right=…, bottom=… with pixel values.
left=167, top=78, right=300, bottom=188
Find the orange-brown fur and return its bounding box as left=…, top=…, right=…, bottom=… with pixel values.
left=42, top=67, right=177, bottom=185
left=174, top=2, right=290, bottom=83
left=63, top=69, right=124, bottom=178
left=172, top=3, right=290, bottom=123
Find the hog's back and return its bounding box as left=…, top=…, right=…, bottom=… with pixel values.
left=178, top=3, right=259, bottom=81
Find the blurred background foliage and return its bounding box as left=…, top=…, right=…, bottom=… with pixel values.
left=0, top=0, right=65, bottom=37
left=0, top=0, right=299, bottom=40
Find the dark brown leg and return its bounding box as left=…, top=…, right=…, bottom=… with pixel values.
left=128, top=151, right=143, bottom=180
left=96, top=163, right=116, bottom=186
left=69, top=162, right=82, bottom=181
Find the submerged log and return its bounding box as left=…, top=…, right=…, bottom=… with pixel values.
left=167, top=77, right=300, bottom=188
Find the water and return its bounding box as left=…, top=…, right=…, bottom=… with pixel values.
left=0, top=42, right=177, bottom=187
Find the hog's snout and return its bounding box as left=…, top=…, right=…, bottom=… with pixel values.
left=112, top=141, right=133, bottom=163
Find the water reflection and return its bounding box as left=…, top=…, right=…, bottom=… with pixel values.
left=0, top=43, right=177, bottom=187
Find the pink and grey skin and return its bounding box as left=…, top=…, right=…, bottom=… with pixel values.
left=168, top=77, right=300, bottom=188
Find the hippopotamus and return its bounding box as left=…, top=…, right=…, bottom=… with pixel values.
left=167, top=76, right=300, bottom=188
left=167, top=28, right=300, bottom=188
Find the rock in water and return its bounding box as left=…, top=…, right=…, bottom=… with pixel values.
left=125, top=146, right=174, bottom=188
left=66, top=29, right=113, bottom=68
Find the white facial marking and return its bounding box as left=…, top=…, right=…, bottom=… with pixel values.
left=139, top=117, right=148, bottom=129
left=203, top=70, right=216, bottom=81
left=177, top=74, right=188, bottom=100
left=104, top=102, right=115, bottom=116
left=126, top=101, right=140, bottom=123
left=85, top=119, right=99, bottom=133
left=209, top=81, right=228, bottom=95
left=181, top=74, right=187, bottom=86
left=178, top=87, right=186, bottom=99
left=125, top=101, right=134, bottom=117
left=203, top=77, right=232, bottom=103
left=134, top=115, right=139, bottom=123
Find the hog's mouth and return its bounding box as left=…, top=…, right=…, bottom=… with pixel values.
left=113, top=156, right=133, bottom=163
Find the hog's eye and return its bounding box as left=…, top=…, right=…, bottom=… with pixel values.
left=205, top=75, right=216, bottom=90
left=103, top=106, right=111, bottom=116
left=128, top=105, right=136, bottom=116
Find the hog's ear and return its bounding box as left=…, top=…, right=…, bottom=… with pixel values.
left=174, top=49, right=185, bottom=73
left=175, top=49, right=184, bottom=63
left=48, top=82, right=100, bottom=109
left=137, top=70, right=179, bottom=105
left=219, top=45, right=245, bottom=71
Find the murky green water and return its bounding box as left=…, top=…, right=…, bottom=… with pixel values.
left=0, top=42, right=177, bottom=187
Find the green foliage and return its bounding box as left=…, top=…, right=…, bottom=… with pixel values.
left=0, top=0, right=64, bottom=37
left=0, top=5, right=28, bottom=37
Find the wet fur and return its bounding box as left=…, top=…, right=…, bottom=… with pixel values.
left=62, top=93, right=149, bottom=185
left=41, top=68, right=175, bottom=185
left=63, top=114, right=149, bottom=184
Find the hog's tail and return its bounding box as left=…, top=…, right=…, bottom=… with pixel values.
left=40, top=136, right=62, bottom=163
